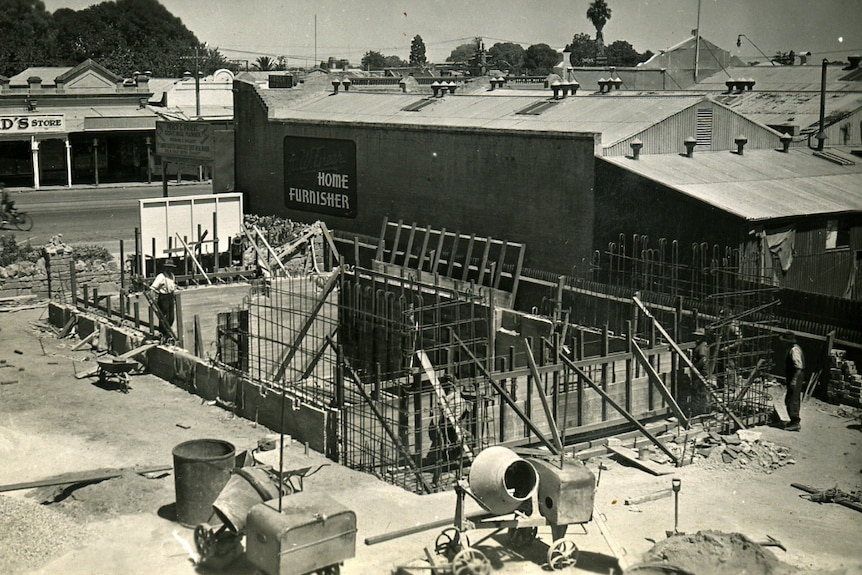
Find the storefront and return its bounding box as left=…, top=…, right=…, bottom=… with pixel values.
left=0, top=59, right=159, bottom=188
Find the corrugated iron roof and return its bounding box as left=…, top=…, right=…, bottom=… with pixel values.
left=694, top=64, right=862, bottom=92
left=601, top=148, right=862, bottom=221
left=8, top=67, right=73, bottom=87
left=711, top=91, right=862, bottom=133
left=262, top=89, right=708, bottom=147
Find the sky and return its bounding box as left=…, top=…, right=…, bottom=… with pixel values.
left=41, top=0, right=862, bottom=67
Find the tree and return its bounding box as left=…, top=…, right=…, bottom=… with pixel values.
left=383, top=55, right=407, bottom=68
left=361, top=50, right=386, bottom=70
left=567, top=33, right=596, bottom=67
left=487, top=42, right=525, bottom=74
left=586, top=0, right=612, bottom=59
left=524, top=44, right=561, bottom=75
left=0, top=0, right=55, bottom=76
left=410, top=35, right=427, bottom=66
left=605, top=40, right=641, bottom=67
left=447, top=41, right=478, bottom=64
left=252, top=56, right=276, bottom=71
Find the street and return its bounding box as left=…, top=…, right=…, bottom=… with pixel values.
left=2, top=183, right=211, bottom=251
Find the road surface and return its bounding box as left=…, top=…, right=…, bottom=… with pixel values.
left=2, top=183, right=211, bottom=252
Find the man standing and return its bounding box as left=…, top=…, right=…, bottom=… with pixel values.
left=692, top=328, right=710, bottom=377
left=150, top=259, right=178, bottom=340
left=781, top=331, right=805, bottom=431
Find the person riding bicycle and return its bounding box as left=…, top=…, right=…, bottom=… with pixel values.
left=0, top=183, right=14, bottom=224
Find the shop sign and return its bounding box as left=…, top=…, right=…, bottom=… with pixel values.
left=284, top=136, right=357, bottom=218
left=155, top=121, right=213, bottom=164
left=0, top=114, right=65, bottom=134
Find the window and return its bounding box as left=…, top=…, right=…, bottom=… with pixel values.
left=825, top=220, right=850, bottom=249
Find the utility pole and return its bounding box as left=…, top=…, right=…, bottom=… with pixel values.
left=694, top=0, right=702, bottom=83
left=194, top=44, right=201, bottom=119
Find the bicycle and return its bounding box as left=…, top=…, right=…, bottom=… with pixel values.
left=0, top=208, right=33, bottom=231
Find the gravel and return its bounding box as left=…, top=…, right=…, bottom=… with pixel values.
left=0, top=494, right=94, bottom=575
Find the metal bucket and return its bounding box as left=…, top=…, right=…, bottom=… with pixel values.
left=172, top=439, right=236, bottom=527
left=213, top=467, right=281, bottom=532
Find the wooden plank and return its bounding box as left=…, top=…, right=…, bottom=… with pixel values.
left=631, top=342, right=689, bottom=427
left=375, top=216, right=388, bottom=261
left=389, top=219, right=404, bottom=264
left=431, top=227, right=446, bottom=272
left=0, top=465, right=172, bottom=493
left=461, top=234, right=475, bottom=281
left=416, top=350, right=474, bottom=460
left=493, top=240, right=508, bottom=289
left=633, top=296, right=746, bottom=430
left=608, top=445, right=674, bottom=476
left=476, top=238, right=491, bottom=286
left=403, top=222, right=417, bottom=268
left=553, top=347, right=679, bottom=464
left=523, top=341, right=562, bottom=454
left=71, top=330, right=99, bottom=351
left=175, top=234, right=212, bottom=284
left=446, top=231, right=459, bottom=277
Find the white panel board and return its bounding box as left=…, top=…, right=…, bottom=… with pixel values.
left=139, top=193, right=244, bottom=260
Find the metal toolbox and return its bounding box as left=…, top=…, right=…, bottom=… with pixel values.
left=245, top=491, right=356, bottom=575
left=529, top=457, right=596, bottom=525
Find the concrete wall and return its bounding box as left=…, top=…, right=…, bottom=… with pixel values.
left=48, top=302, right=333, bottom=455
left=175, top=284, right=252, bottom=356
left=234, top=82, right=596, bottom=275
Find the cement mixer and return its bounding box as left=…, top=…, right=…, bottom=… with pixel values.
left=365, top=445, right=596, bottom=574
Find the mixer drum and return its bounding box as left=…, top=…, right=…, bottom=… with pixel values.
left=468, top=446, right=538, bottom=515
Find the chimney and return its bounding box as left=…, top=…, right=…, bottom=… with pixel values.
left=551, top=80, right=561, bottom=99
left=570, top=80, right=579, bottom=95
left=331, top=79, right=340, bottom=94
left=630, top=139, right=643, bottom=160
left=780, top=133, right=792, bottom=152
left=342, top=77, right=351, bottom=92
left=734, top=135, right=748, bottom=155
left=448, top=81, right=457, bottom=94
left=560, top=81, right=569, bottom=98
left=684, top=136, right=697, bottom=158
left=597, top=77, right=608, bottom=93
left=27, top=76, right=42, bottom=90
left=847, top=55, right=861, bottom=70
left=399, top=77, right=407, bottom=93
left=431, top=80, right=441, bottom=97
left=743, top=78, right=756, bottom=91
left=611, top=76, right=622, bottom=90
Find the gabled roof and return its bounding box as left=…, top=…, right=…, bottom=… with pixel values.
left=55, top=59, right=122, bottom=84
left=639, top=36, right=746, bottom=69
left=9, top=66, right=73, bottom=87
left=9, top=59, right=123, bottom=89
left=601, top=148, right=862, bottom=221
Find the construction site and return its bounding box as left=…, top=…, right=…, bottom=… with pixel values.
left=1, top=201, right=861, bottom=575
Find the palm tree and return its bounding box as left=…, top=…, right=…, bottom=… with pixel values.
left=252, top=56, right=276, bottom=71
left=586, top=0, right=612, bottom=62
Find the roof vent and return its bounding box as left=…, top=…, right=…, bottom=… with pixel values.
left=342, top=77, right=351, bottom=92
left=27, top=76, right=42, bottom=90
left=448, top=81, right=457, bottom=95
left=331, top=79, right=340, bottom=94
left=780, top=133, right=792, bottom=153
left=846, top=55, right=861, bottom=70
left=734, top=135, right=748, bottom=155
left=431, top=80, right=442, bottom=97
left=684, top=136, right=697, bottom=158
left=630, top=139, right=643, bottom=160
left=399, top=77, right=407, bottom=93
left=551, top=80, right=561, bottom=99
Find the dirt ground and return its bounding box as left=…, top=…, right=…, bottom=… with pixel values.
left=1, top=305, right=861, bottom=575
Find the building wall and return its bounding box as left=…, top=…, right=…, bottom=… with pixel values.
left=762, top=215, right=862, bottom=299
left=234, top=82, right=597, bottom=274
left=594, top=158, right=745, bottom=252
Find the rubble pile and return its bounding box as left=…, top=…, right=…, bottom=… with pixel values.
left=660, top=430, right=794, bottom=472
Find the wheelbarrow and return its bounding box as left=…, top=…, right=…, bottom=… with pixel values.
left=96, top=356, right=139, bottom=392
